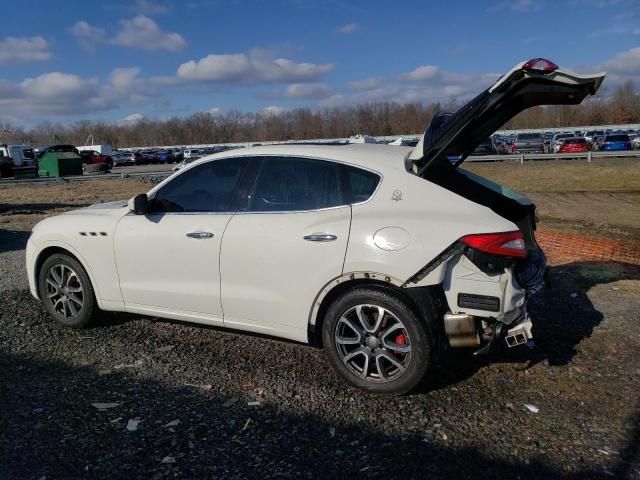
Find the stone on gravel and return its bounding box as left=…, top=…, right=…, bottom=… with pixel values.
left=524, top=403, right=540, bottom=413
left=126, top=419, right=141, bottom=431
left=91, top=403, right=120, bottom=410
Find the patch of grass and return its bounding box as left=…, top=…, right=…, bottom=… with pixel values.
left=0, top=179, right=148, bottom=208
left=464, top=158, right=640, bottom=193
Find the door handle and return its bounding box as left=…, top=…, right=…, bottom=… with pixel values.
left=303, top=233, right=337, bottom=242
left=186, top=231, right=214, bottom=239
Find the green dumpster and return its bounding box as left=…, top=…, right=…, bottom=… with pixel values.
left=38, top=151, right=83, bottom=177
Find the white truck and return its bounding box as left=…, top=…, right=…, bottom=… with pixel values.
left=77, top=144, right=113, bottom=156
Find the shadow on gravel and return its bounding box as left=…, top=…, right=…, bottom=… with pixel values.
left=0, top=230, right=31, bottom=254
left=419, top=261, right=640, bottom=393
left=0, top=351, right=636, bottom=480
left=514, top=261, right=640, bottom=368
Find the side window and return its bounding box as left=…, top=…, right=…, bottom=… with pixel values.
left=151, top=157, right=249, bottom=212
left=342, top=165, right=380, bottom=204
left=250, top=157, right=342, bottom=212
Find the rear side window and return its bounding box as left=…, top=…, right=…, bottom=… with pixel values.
left=342, top=165, right=380, bottom=204
left=152, top=157, right=249, bottom=212
left=250, top=157, right=341, bottom=211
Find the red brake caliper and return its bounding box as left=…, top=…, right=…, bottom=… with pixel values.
left=395, top=333, right=406, bottom=346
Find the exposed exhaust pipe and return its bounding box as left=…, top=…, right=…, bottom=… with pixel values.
left=444, top=313, right=480, bottom=348
left=504, top=318, right=533, bottom=348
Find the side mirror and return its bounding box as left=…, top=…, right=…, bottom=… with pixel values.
left=128, top=193, right=149, bottom=215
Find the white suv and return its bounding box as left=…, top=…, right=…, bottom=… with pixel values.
left=26, top=59, right=605, bottom=393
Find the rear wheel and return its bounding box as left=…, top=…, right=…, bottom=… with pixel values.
left=38, top=253, right=98, bottom=328
left=322, top=288, right=433, bottom=394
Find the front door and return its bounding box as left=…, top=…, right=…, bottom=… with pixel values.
left=114, top=157, right=250, bottom=323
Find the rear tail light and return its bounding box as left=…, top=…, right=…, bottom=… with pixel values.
left=523, top=58, right=558, bottom=74
left=460, top=231, right=527, bottom=258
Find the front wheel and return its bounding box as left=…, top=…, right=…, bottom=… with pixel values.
left=38, top=253, right=98, bottom=328
left=322, top=288, right=433, bottom=394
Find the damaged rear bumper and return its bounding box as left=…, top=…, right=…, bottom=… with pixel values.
left=440, top=248, right=546, bottom=353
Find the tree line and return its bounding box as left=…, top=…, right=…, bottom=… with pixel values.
left=1, top=82, right=638, bottom=148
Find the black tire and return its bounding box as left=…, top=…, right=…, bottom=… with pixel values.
left=38, top=253, right=98, bottom=328
left=322, top=287, right=433, bottom=395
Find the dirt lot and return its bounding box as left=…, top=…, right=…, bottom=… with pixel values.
left=0, top=160, right=639, bottom=479
left=465, top=158, right=640, bottom=242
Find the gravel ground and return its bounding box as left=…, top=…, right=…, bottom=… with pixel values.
left=1, top=226, right=639, bottom=479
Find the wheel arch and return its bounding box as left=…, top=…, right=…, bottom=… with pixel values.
left=308, top=272, right=443, bottom=347
left=34, top=243, right=99, bottom=302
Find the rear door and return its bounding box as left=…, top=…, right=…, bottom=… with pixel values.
left=409, top=58, right=605, bottom=176
left=219, top=156, right=351, bottom=342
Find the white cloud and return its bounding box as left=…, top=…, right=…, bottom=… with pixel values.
left=123, top=113, right=145, bottom=122
left=20, top=72, right=98, bottom=100
left=69, top=21, right=106, bottom=52
left=597, top=46, right=640, bottom=83
left=346, top=63, right=499, bottom=105
left=261, top=105, right=286, bottom=115
left=318, top=94, right=344, bottom=108
left=0, top=67, right=164, bottom=121
left=347, top=78, right=379, bottom=90
left=208, top=106, right=224, bottom=115
left=111, top=15, right=186, bottom=51
left=176, top=49, right=333, bottom=84
left=283, top=83, right=332, bottom=99
left=405, top=65, right=440, bottom=81
left=0, top=36, right=51, bottom=64
left=338, top=23, right=360, bottom=34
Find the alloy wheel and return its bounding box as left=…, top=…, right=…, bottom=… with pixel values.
left=334, top=304, right=412, bottom=383
left=45, top=264, right=84, bottom=319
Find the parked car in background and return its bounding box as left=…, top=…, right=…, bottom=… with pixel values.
left=169, top=148, right=184, bottom=162
left=79, top=150, right=113, bottom=169
left=0, top=144, right=36, bottom=168
left=512, top=132, right=545, bottom=153
left=141, top=150, right=159, bottom=164
left=184, top=148, right=202, bottom=159
left=599, top=134, right=632, bottom=151
left=471, top=137, right=497, bottom=155
left=0, top=151, right=11, bottom=177
left=558, top=137, right=590, bottom=153
left=584, top=130, right=604, bottom=144
left=171, top=155, right=202, bottom=171
left=130, top=151, right=145, bottom=165
left=111, top=152, right=132, bottom=166
left=26, top=58, right=605, bottom=394
left=155, top=150, right=175, bottom=163
left=551, top=133, right=576, bottom=152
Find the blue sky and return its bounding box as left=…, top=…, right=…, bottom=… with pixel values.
left=0, top=0, right=638, bottom=126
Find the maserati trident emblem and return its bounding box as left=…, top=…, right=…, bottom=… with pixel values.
left=392, top=190, right=403, bottom=201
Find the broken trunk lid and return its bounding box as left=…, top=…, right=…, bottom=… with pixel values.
left=408, top=58, right=605, bottom=177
